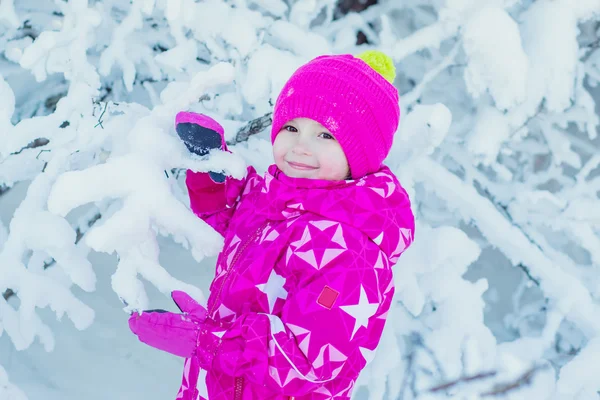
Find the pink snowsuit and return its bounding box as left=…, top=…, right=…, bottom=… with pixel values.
left=177, top=163, right=415, bottom=400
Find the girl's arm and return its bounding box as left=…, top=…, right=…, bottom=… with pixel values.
left=194, top=229, right=406, bottom=396
left=186, top=166, right=260, bottom=237
left=177, top=111, right=262, bottom=237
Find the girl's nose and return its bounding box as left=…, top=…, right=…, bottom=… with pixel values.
left=291, top=137, right=312, bottom=156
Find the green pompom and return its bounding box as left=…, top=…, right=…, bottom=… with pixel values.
left=357, top=50, right=396, bottom=83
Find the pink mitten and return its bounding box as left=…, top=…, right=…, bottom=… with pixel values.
left=128, top=291, right=207, bottom=358
left=176, top=111, right=227, bottom=183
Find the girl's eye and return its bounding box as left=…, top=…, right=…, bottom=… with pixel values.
left=319, top=132, right=335, bottom=140
left=284, top=125, right=298, bottom=133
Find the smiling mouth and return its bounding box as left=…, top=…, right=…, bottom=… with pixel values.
left=287, top=161, right=318, bottom=170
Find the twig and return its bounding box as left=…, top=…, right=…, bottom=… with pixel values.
left=0, top=139, right=51, bottom=200
left=478, top=186, right=544, bottom=287
left=391, top=19, right=458, bottom=62
left=399, top=351, right=416, bottom=400
left=2, top=288, right=14, bottom=301
left=481, top=365, right=547, bottom=397
left=515, top=263, right=541, bottom=286
left=7, top=137, right=50, bottom=157
left=410, top=332, right=447, bottom=380
left=428, top=371, right=498, bottom=393
left=94, top=102, right=108, bottom=129
left=426, top=364, right=548, bottom=397
left=402, top=41, right=461, bottom=108
left=228, top=112, right=273, bottom=145
left=0, top=185, right=10, bottom=197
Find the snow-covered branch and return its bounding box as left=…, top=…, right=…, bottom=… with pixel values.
left=2, top=0, right=600, bottom=398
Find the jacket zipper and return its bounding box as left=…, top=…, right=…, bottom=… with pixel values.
left=234, top=376, right=244, bottom=399
left=207, top=223, right=266, bottom=318
left=207, top=223, right=266, bottom=400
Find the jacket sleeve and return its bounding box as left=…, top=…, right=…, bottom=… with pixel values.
left=186, top=166, right=260, bottom=237
left=194, top=229, right=400, bottom=397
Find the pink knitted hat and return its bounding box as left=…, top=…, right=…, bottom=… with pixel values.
left=271, top=53, right=400, bottom=179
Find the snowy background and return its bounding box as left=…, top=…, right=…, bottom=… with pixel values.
left=1, top=0, right=600, bottom=399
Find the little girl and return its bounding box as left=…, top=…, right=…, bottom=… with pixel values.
left=129, top=51, right=415, bottom=400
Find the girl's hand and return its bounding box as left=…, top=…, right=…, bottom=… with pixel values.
left=128, top=291, right=207, bottom=358
left=175, top=111, right=227, bottom=183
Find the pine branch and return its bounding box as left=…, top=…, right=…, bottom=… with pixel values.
left=2, top=210, right=103, bottom=301
left=1, top=110, right=271, bottom=300
left=42, top=210, right=102, bottom=270
left=0, top=138, right=51, bottom=200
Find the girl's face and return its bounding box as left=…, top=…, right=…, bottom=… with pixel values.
left=273, top=118, right=350, bottom=180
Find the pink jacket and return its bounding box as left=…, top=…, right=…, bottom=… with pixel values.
left=177, top=164, right=415, bottom=400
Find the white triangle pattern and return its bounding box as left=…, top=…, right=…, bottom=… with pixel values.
left=296, top=249, right=318, bottom=269
left=331, top=225, right=347, bottom=249
left=320, top=248, right=345, bottom=268
left=217, top=303, right=235, bottom=319
left=298, top=333, right=311, bottom=355
left=314, top=386, right=332, bottom=396
left=225, top=235, right=241, bottom=266
left=313, top=343, right=347, bottom=368
left=259, top=225, right=278, bottom=243
left=368, top=187, right=386, bottom=198
left=373, top=232, right=384, bottom=246
left=310, top=220, right=338, bottom=231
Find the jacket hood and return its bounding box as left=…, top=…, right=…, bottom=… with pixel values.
left=254, top=165, right=415, bottom=263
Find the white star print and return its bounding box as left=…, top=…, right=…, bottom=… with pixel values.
left=314, top=344, right=347, bottom=368
left=290, top=226, right=311, bottom=250
left=295, top=248, right=345, bottom=270
left=314, top=386, right=332, bottom=397
left=286, top=323, right=312, bottom=354
left=340, top=285, right=380, bottom=340
left=256, top=269, right=288, bottom=312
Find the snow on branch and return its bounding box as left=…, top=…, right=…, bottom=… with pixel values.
left=46, top=62, right=244, bottom=312
left=2, top=0, right=600, bottom=398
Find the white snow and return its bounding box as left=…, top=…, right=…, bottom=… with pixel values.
left=462, top=7, right=529, bottom=110
left=1, top=0, right=600, bottom=399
